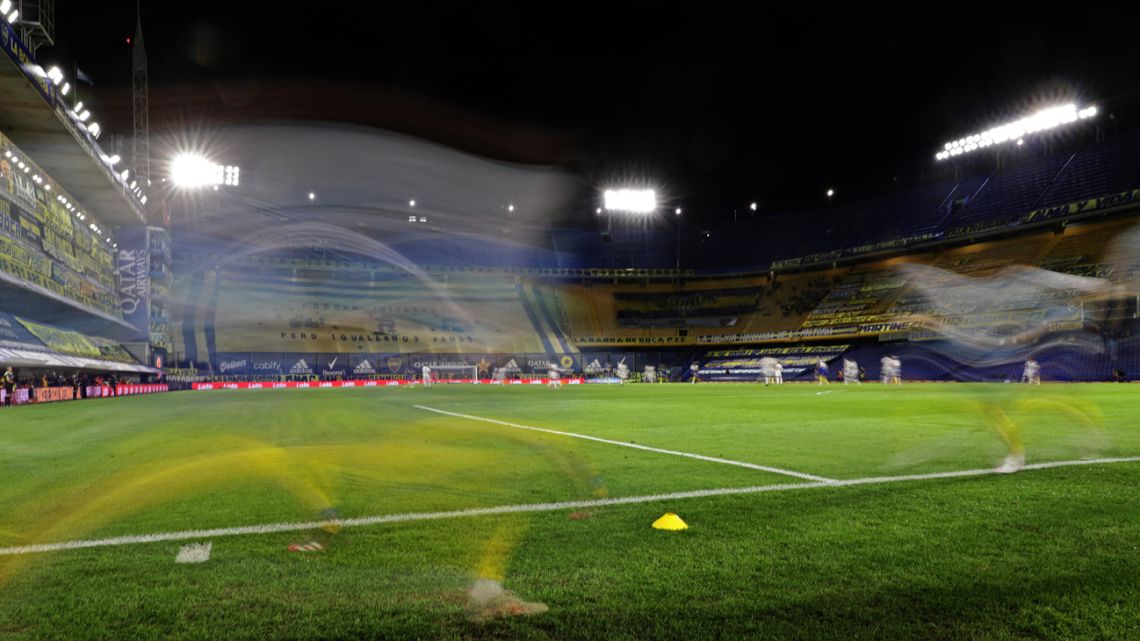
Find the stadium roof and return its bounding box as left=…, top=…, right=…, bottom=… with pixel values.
left=0, top=40, right=145, bottom=227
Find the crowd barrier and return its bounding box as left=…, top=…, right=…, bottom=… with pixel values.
left=81, top=384, right=169, bottom=399
left=192, top=379, right=584, bottom=390
left=114, top=384, right=169, bottom=396
left=0, top=389, right=29, bottom=405
left=1, top=384, right=171, bottom=405
left=2, top=386, right=73, bottom=405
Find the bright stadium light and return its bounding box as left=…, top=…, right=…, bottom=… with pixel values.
left=936, top=103, right=1097, bottom=161
left=827, top=189, right=835, bottom=198
left=675, top=207, right=682, bottom=215
left=170, top=153, right=220, bottom=188
left=77, top=110, right=90, bottom=122
left=0, top=1, right=10, bottom=14
left=507, top=204, right=515, bottom=212
left=106, top=154, right=120, bottom=165
left=603, top=188, right=657, bottom=213
left=750, top=202, right=757, bottom=211
left=409, top=199, right=416, bottom=207
left=60, top=82, right=70, bottom=96
left=46, top=66, right=63, bottom=85
left=87, top=122, right=101, bottom=138
left=308, top=192, right=316, bottom=201
left=7, top=9, right=18, bottom=23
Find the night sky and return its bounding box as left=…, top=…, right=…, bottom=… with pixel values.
left=43, top=2, right=1140, bottom=221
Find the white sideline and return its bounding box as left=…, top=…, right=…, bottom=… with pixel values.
left=1, top=456, right=1137, bottom=557
left=414, top=404, right=836, bottom=483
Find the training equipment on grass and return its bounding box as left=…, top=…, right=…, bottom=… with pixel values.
left=652, top=513, right=688, bottom=530
left=175, top=542, right=212, bottom=564
left=288, top=541, right=325, bottom=553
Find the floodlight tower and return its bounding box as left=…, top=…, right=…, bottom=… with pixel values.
left=934, top=103, right=1098, bottom=164
left=8, top=0, right=54, bottom=53
left=132, top=11, right=150, bottom=197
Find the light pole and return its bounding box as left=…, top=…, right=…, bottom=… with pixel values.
left=674, top=207, right=682, bottom=271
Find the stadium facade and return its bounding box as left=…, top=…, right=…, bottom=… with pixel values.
left=0, top=16, right=162, bottom=404
left=3, top=25, right=1140, bottom=391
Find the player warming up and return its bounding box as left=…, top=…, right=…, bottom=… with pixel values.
left=815, top=359, right=830, bottom=385
left=1023, top=358, right=1041, bottom=384
left=843, top=358, right=860, bottom=385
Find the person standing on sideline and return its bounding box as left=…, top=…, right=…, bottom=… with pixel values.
left=3, top=367, right=15, bottom=406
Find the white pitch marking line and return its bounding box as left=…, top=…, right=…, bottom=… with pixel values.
left=414, top=404, right=835, bottom=483
left=2, top=456, right=1137, bottom=558
left=175, top=542, right=212, bottom=564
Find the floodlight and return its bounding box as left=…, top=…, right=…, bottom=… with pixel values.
left=749, top=202, right=757, bottom=211
left=308, top=192, right=316, bottom=200
left=170, top=153, right=218, bottom=187
left=7, top=9, right=17, bottom=23
left=0, top=1, right=10, bottom=14
left=675, top=208, right=682, bottom=215
left=603, top=188, right=657, bottom=213
left=46, top=66, right=63, bottom=85
left=826, top=189, right=835, bottom=197
left=409, top=199, right=416, bottom=207
left=61, top=82, right=70, bottom=96
left=936, top=103, right=1097, bottom=161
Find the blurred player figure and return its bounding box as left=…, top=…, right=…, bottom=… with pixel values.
left=421, top=365, right=432, bottom=388
left=690, top=362, right=700, bottom=384
left=1023, top=358, right=1041, bottom=385
left=491, top=367, right=505, bottom=384
left=616, top=361, right=629, bottom=386
left=815, top=359, right=830, bottom=385
left=547, top=365, right=562, bottom=389
left=881, top=355, right=901, bottom=385
left=773, top=359, right=783, bottom=385
left=843, top=358, right=860, bottom=385
left=759, top=356, right=778, bottom=386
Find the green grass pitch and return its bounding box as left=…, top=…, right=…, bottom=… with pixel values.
left=0, top=382, right=1137, bottom=640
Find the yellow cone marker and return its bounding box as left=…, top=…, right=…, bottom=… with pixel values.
left=651, top=512, right=688, bottom=531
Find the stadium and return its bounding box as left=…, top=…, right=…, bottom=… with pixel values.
left=1, top=5, right=1138, bottom=640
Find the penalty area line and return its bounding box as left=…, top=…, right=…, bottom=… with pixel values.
left=2, top=456, right=1137, bottom=557
left=414, top=404, right=835, bottom=483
